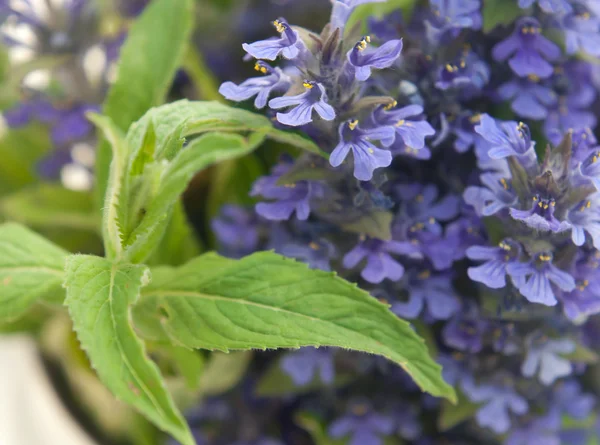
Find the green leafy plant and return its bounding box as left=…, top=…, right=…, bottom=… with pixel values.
left=0, top=0, right=455, bottom=443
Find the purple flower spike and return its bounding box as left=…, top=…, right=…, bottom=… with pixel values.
left=219, top=61, right=291, bottom=109
left=506, top=253, right=576, bottom=306
left=280, top=348, right=334, bottom=386
left=461, top=378, right=528, bottom=434
left=346, top=36, right=403, bottom=81
left=268, top=81, right=335, bottom=126
left=330, top=120, right=394, bottom=181
left=567, top=195, right=600, bottom=248
left=463, top=172, right=518, bottom=217
left=522, top=335, right=575, bottom=385
left=497, top=76, right=557, bottom=120
left=518, top=0, right=572, bottom=14
left=428, top=0, right=482, bottom=36
left=330, top=0, right=387, bottom=30
left=329, top=405, right=394, bottom=445
left=466, top=239, right=522, bottom=289
left=373, top=104, right=436, bottom=151
left=242, top=18, right=305, bottom=60
left=211, top=205, right=259, bottom=258
left=554, top=380, right=596, bottom=420
left=510, top=195, right=572, bottom=233
left=492, top=17, right=561, bottom=79
left=474, top=114, right=535, bottom=159
left=343, top=237, right=419, bottom=283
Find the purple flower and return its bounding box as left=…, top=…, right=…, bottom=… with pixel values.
left=242, top=18, right=305, bottom=60
left=521, top=335, right=575, bottom=385
left=219, top=62, right=291, bottom=109
left=212, top=205, right=260, bottom=258
left=330, top=0, right=387, bottom=30
left=567, top=195, right=600, bottom=248
left=435, top=50, right=490, bottom=94
left=578, top=148, right=600, bottom=190
left=268, top=81, right=335, bottom=126
left=279, top=238, right=336, bottom=271
left=280, top=348, right=334, bottom=386
left=346, top=37, right=403, bottom=81
left=392, top=270, right=460, bottom=320
left=428, top=0, right=482, bottom=36
left=497, top=76, right=557, bottom=120
left=510, top=195, right=572, bottom=233
left=506, top=253, right=576, bottom=306
left=329, top=405, right=394, bottom=445
left=560, top=11, right=600, bottom=57
left=461, top=378, right=528, bottom=434
left=372, top=104, right=436, bottom=152
left=442, top=309, right=488, bottom=352
left=554, top=380, right=595, bottom=420
left=230, top=439, right=283, bottom=445
left=329, top=120, right=394, bottom=181
left=474, top=114, right=535, bottom=160
left=464, top=172, right=518, bottom=217
left=505, top=410, right=561, bottom=445
left=252, top=162, right=323, bottom=221
left=343, top=237, right=419, bottom=283
left=492, top=17, right=561, bottom=79
left=466, top=240, right=522, bottom=289
left=560, top=253, right=600, bottom=320
left=518, top=0, right=572, bottom=14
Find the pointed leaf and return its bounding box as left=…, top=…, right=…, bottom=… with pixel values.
left=133, top=251, right=456, bottom=402
left=64, top=255, right=194, bottom=445
left=95, top=0, right=194, bottom=206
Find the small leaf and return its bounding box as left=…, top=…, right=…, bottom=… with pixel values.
left=64, top=255, right=195, bottom=445
left=0, top=223, right=67, bottom=322
left=562, top=344, right=599, bottom=364
left=95, top=0, right=194, bottom=207
left=438, top=389, right=479, bottom=431
left=198, top=351, right=253, bottom=396
left=341, top=210, right=394, bottom=241
left=88, top=113, right=129, bottom=261
left=123, top=132, right=267, bottom=264
left=482, top=0, right=523, bottom=33
left=133, top=252, right=456, bottom=402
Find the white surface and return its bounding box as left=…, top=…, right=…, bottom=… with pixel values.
left=0, top=335, right=98, bottom=445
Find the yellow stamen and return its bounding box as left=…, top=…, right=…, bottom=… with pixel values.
left=303, top=81, right=314, bottom=89
left=418, top=270, right=431, bottom=279
left=254, top=63, right=268, bottom=74
left=348, top=119, right=359, bottom=130
left=309, top=242, right=320, bottom=250
left=273, top=20, right=286, bottom=33
left=384, top=100, right=397, bottom=111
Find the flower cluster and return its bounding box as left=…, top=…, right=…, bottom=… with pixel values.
left=203, top=0, right=600, bottom=444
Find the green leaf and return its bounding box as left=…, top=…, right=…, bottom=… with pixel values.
left=198, top=351, right=253, bottom=396
left=95, top=0, right=194, bottom=207
left=438, top=389, right=479, bottom=431
left=482, top=0, right=523, bottom=33
left=122, top=131, right=267, bottom=264
left=134, top=251, right=456, bottom=402
left=341, top=210, right=394, bottom=241
left=63, top=255, right=194, bottom=445
left=346, top=0, right=415, bottom=34
left=0, top=183, right=98, bottom=232
left=562, top=343, right=599, bottom=364
left=0, top=125, right=52, bottom=196
left=0, top=223, right=67, bottom=322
